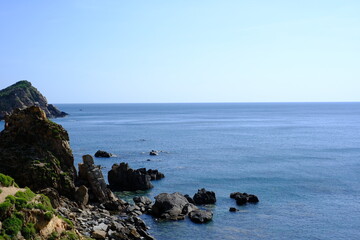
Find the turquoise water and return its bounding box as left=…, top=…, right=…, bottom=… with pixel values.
left=3, top=103, right=360, bottom=239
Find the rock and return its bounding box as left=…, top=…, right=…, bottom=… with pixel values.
left=193, top=188, right=216, bottom=205
left=78, top=155, right=118, bottom=206
left=230, top=192, right=259, bottom=205
left=149, top=150, right=158, bottom=156
left=39, top=188, right=61, bottom=208
left=184, top=194, right=195, bottom=204
left=229, top=207, right=238, bottom=212
left=236, top=196, right=247, bottom=205
left=0, top=80, right=67, bottom=120
left=74, top=185, right=89, bottom=206
left=147, top=169, right=165, bottom=180
left=151, top=192, right=197, bottom=220
left=188, top=209, right=213, bottom=223
left=0, top=106, right=76, bottom=198
left=94, top=150, right=112, bottom=158
left=247, top=194, right=259, bottom=203
left=133, top=196, right=152, bottom=206
left=92, top=230, right=107, bottom=239
left=93, top=223, right=108, bottom=232
left=108, top=163, right=157, bottom=191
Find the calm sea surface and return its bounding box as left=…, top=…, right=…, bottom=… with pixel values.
left=2, top=103, right=360, bottom=239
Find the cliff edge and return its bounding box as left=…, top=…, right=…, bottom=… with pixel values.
left=0, top=80, right=67, bottom=120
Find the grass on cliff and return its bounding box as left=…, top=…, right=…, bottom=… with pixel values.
left=0, top=174, right=77, bottom=240
left=0, top=174, right=17, bottom=187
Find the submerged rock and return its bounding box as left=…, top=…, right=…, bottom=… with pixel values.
left=0, top=106, right=76, bottom=198
left=193, top=188, right=216, bottom=205
left=94, top=150, right=112, bottom=158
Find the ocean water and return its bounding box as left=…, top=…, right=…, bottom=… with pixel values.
left=2, top=103, right=360, bottom=239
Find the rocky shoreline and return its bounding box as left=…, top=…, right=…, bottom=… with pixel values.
left=0, top=106, right=259, bottom=239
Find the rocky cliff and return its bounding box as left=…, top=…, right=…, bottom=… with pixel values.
left=0, top=80, right=67, bottom=120
left=0, top=106, right=76, bottom=198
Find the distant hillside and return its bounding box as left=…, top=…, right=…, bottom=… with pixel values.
left=0, top=80, right=67, bottom=120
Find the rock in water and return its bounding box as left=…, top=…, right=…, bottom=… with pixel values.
left=0, top=106, right=76, bottom=198
left=230, top=192, right=259, bottom=205
left=188, top=209, right=213, bottom=223
left=94, top=150, right=112, bottom=158
left=151, top=192, right=198, bottom=220
left=193, top=188, right=216, bottom=205
left=0, top=80, right=67, bottom=120
left=108, top=163, right=165, bottom=191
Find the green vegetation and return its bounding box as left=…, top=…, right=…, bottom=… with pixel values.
left=0, top=201, right=12, bottom=218
left=15, top=188, right=36, bottom=201
left=0, top=174, right=75, bottom=239
left=21, top=223, right=36, bottom=239
left=0, top=174, right=17, bottom=187
left=0, top=80, right=31, bottom=97
left=2, top=216, right=23, bottom=236
left=60, top=231, right=79, bottom=240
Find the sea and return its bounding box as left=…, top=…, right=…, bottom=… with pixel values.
left=2, top=103, right=360, bottom=239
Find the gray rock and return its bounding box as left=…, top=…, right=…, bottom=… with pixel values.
left=78, top=155, right=117, bottom=203
left=91, top=229, right=107, bottom=239
left=189, top=209, right=213, bottom=223
left=151, top=192, right=194, bottom=220
left=74, top=185, right=89, bottom=206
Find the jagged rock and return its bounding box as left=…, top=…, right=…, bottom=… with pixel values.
left=230, top=192, right=259, bottom=205
left=151, top=192, right=198, bottom=220
left=188, top=209, right=213, bottom=223
left=193, top=188, right=216, bottom=205
left=78, top=155, right=119, bottom=206
left=147, top=169, right=165, bottom=180
left=108, top=163, right=153, bottom=191
left=0, top=106, right=76, bottom=198
left=94, top=150, right=112, bottom=158
left=74, top=185, right=89, bottom=206
left=0, top=80, right=67, bottom=120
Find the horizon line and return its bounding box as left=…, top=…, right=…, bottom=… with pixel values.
left=52, top=101, right=360, bottom=105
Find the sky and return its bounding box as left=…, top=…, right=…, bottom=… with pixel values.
left=0, top=0, right=359, bottom=103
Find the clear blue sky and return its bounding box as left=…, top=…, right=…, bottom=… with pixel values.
left=0, top=1, right=359, bottom=103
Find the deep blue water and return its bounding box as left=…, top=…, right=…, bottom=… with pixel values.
left=3, top=103, right=360, bottom=239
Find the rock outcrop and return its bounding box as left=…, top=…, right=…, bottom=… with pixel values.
left=0, top=80, right=67, bottom=120
left=193, top=188, right=216, bottom=205
left=108, top=163, right=165, bottom=191
left=230, top=192, right=259, bottom=205
left=78, top=155, right=122, bottom=210
left=151, top=192, right=197, bottom=220
left=0, top=106, right=76, bottom=198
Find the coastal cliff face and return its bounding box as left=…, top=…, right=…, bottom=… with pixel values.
left=0, top=80, right=67, bottom=120
left=0, top=106, right=76, bottom=198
